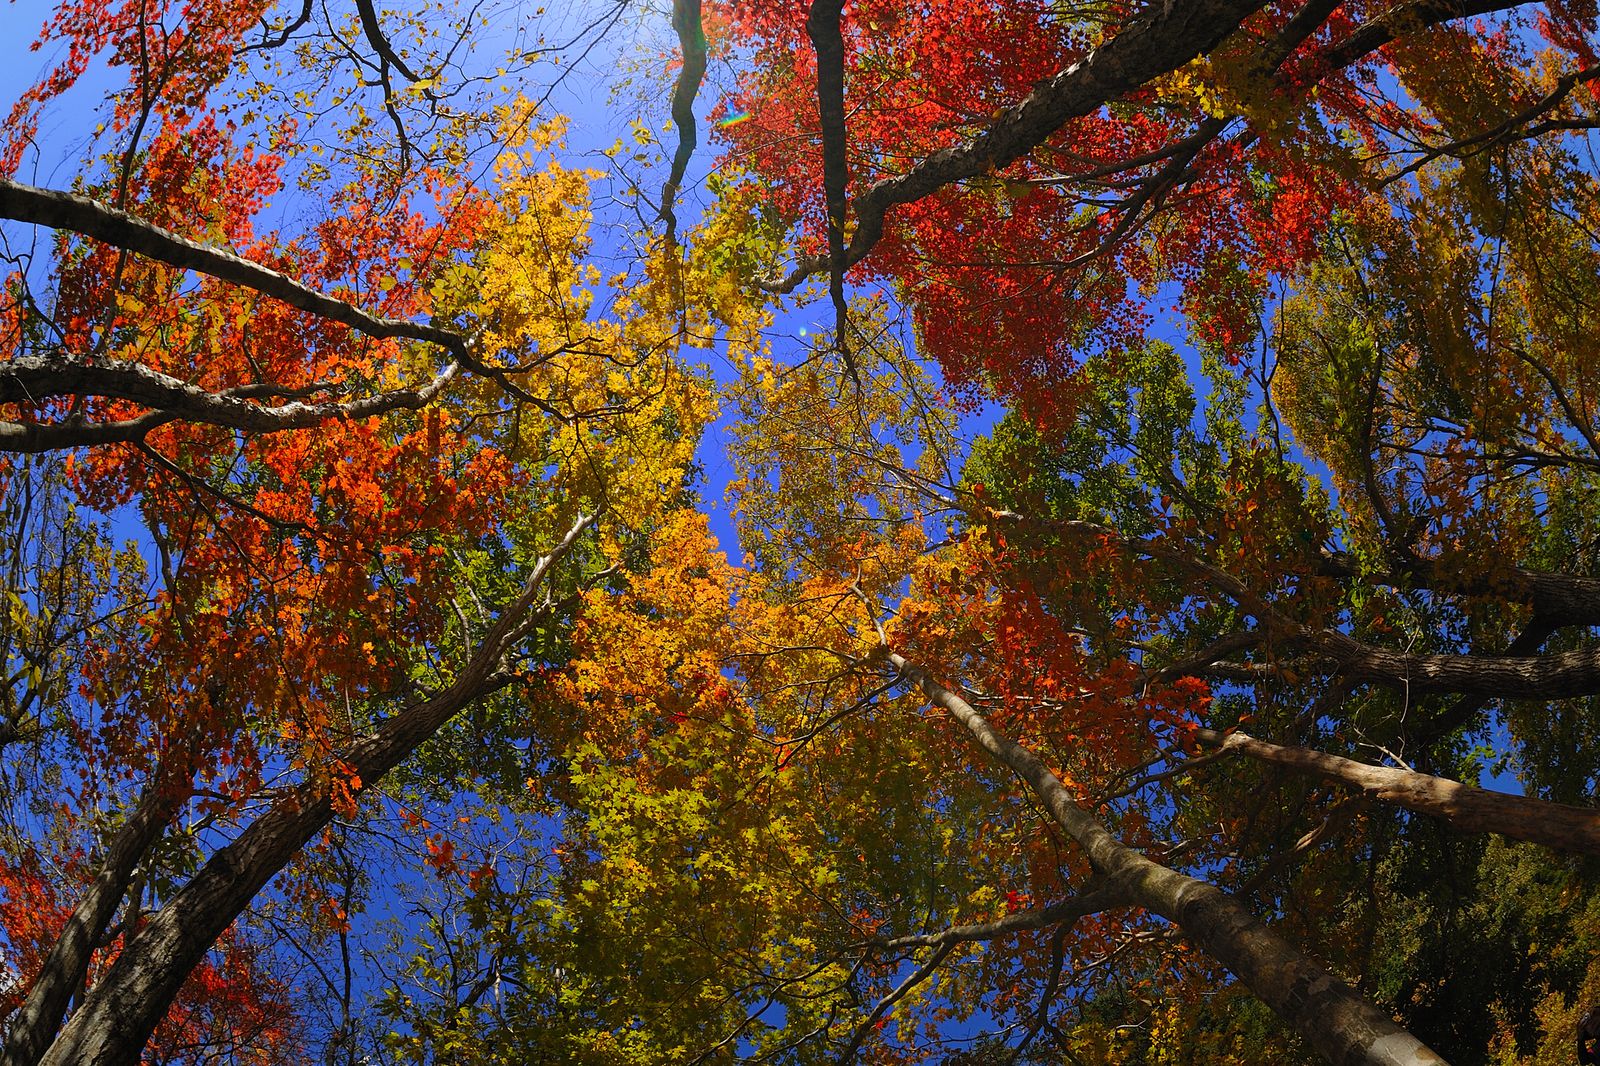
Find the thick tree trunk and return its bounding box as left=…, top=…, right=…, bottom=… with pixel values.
left=1318, top=630, right=1600, bottom=698
left=1197, top=728, right=1600, bottom=855
left=889, top=652, right=1446, bottom=1066
left=0, top=783, right=180, bottom=1066
left=27, top=515, right=592, bottom=1066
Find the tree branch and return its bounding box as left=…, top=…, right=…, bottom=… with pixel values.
left=986, top=506, right=1600, bottom=701
left=0, top=180, right=468, bottom=359
left=0, top=355, right=459, bottom=451
left=1197, top=727, right=1600, bottom=856
left=658, top=0, right=707, bottom=243
left=760, top=0, right=1528, bottom=295
left=759, top=0, right=1273, bottom=293
left=0, top=178, right=580, bottom=433
left=806, top=0, right=853, bottom=373
left=1316, top=628, right=1600, bottom=699
left=354, top=0, right=424, bottom=84
left=1377, top=64, right=1600, bottom=186
left=888, top=650, right=1445, bottom=1066
left=839, top=943, right=953, bottom=1065
left=1145, top=630, right=1263, bottom=685
left=874, top=882, right=1122, bottom=953
left=1317, top=550, right=1600, bottom=631
left=1317, top=0, right=1530, bottom=76
left=0, top=779, right=183, bottom=1066
left=32, top=512, right=596, bottom=1066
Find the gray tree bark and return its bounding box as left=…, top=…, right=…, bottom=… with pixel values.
left=889, top=652, right=1447, bottom=1066
left=22, top=514, right=593, bottom=1066
left=1198, top=728, right=1600, bottom=855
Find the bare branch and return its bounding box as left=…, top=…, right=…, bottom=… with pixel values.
left=888, top=650, right=1446, bottom=1066
left=0, top=355, right=459, bottom=452
left=874, top=882, right=1122, bottom=953
left=658, top=0, right=708, bottom=243
left=1378, top=65, right=1600, bottom=186
left=839, top=943, right=952, bottom=1065
left=1198, top=728, right=1600, bottom=855
left=354, top=0, right=425, bottom=84
left=1145, top=630, right=1263, bottom=685
left=0, top=179, right=469, bottom=360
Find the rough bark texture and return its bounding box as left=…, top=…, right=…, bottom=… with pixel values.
left=0, top=784, right=180, bottom=1066
left=1319, top=629, right=1600, bottom=698
left=889, top=652, right=1446, bottom=1066
left=28, top=515, right=592, bottom=1066
left=0, top=411, right=181, bottom=452
left=0, top=354, right=457, bottom=451
left=0, top=179, right=470, bottom=360
left=1199, top=728, right=1600, bottom=855
left=1415, top=620, right=1557, bottom=744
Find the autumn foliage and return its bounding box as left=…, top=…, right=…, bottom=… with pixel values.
left=4, top=1, right=1600, bottom=1064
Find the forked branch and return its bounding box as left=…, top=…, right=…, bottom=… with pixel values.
left=1197, top=727, right=1600, bottom=855
left=888, top=650, right=1445, bottom=1066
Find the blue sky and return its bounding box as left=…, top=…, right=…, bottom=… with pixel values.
left=0, top=3, right=1550, bottom=1056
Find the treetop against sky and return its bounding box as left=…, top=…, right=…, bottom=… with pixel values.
left=3, top=2, right=1600, bottom=1064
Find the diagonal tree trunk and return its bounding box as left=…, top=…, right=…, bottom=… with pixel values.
left=0, top=778, right=181, bottom=1066
left=24, top=514, right=594, bottom=1066
left=889, top=651, right=1447, bottom=1066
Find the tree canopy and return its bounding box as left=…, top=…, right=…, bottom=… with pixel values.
left=3, top=1, right=1600, bottom=1063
